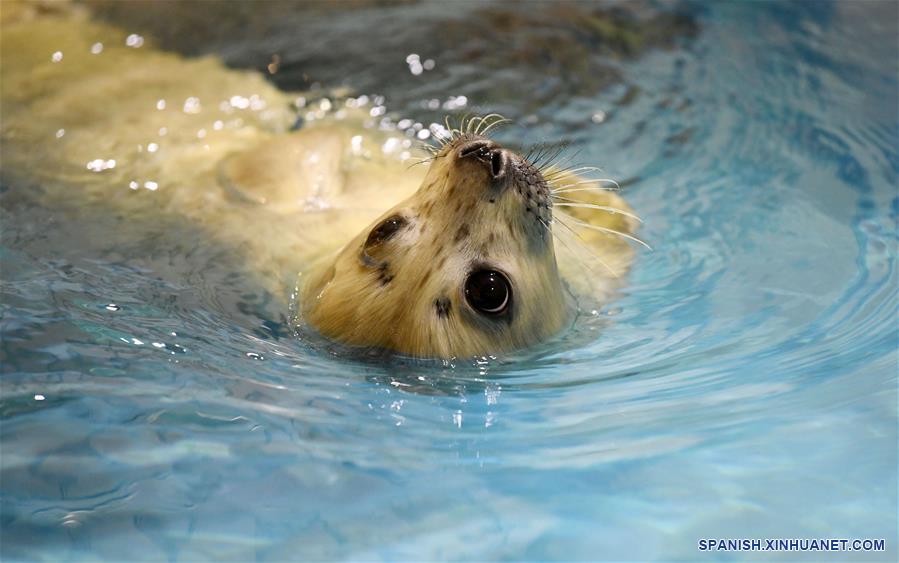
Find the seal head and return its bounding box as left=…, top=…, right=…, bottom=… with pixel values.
left=301, top=133, right=570, bottom=358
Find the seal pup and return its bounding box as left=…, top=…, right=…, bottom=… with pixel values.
left=299, top=117, right=642, bottom=358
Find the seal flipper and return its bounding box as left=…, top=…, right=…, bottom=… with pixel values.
left=218, top=128, right=347, bottom=214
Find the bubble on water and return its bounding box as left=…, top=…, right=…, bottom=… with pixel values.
left=429, top=123, right=449, bottom=140
left=125, top=34, right=144, bottom=48
left=382, top=137, right=399, bottom=153
left=485, top=385, right=501, bottom=406
left=249, top=95, right=266, bottom=111
left=156, top=99, right=166, bottom=110
left=246, top=352, right=264, bottom=361
left=182, top=97, right=201, bottom=114
left=55, top=129, right=65, bottom=139
left=442, top=95, right=467, bottom=110
left=91, top=42, right=103, bottom=55
left=591, top=111, right=607, bottom=124
left=105, top=304, right=121, bottom=311
left=34, top=394, right=45, bottom=401
left=51, top=51, right=63, bottom=63
left=407, top=53, right=423, bottom=75
left=351, top=135, right=363, bottom=154
left=86, top=159, right=116, bottom=172
left=230, top=95, right=250, bottom=109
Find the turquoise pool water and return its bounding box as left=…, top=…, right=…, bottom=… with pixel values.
left=2, top=1, right=896, bottom=560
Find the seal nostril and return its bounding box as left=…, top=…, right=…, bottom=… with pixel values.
left=491, top=150, right=504, bottom=178
left=459, top=140, right=493, bottom=159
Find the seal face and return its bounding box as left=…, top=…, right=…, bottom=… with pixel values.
left=301, top=132, right=571, bottom=358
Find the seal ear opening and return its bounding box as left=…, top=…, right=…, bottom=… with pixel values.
left=458, top=139, right=496, bottom=159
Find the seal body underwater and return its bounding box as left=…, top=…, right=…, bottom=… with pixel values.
left=1, top=3, right=641, bottom=360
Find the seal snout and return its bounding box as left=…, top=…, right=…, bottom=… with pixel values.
left=457, top=139, right=512, bottom=182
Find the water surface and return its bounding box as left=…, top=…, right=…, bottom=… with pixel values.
left=2, top=1, right=897, bottom=560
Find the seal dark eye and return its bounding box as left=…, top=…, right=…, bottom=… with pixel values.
left=465, top=270, right=511, bottom=315
left=365, top=215, right=407, bottom=248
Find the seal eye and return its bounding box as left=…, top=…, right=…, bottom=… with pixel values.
left=464, top=270, right=511, bottom=315
left=365, top=215, right=407, bottom=248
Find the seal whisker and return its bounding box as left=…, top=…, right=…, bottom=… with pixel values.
left=534, top=146, right=567, bottom=170
left=549, top=215, right=621, bottom=278
left=557, top=212, right=652, bottom=250
left=552, top=201, right=644, bottom=223
left=551, top=177, right=621, bottom=192
left=543, top=166, right=609, bottom=181
left=463, top=115, right=475, bottom=135
left=407, top=156, right=436, bottom=169
left=443, top=115, right=456, bottom=143
left=470, top=114, right=487, bottom=135
left=537, top=212, right=618, bottom=278
left=551, top=185, right=619, bottom=195
left=526, top=142, right=569, bottom=171
left=534, top=145, right=580, bottom=174
left=469, top=115, right=481, bottom=135
left=524, top=141, right=558, bottom=162
left=477, top=114, right=510, bottom=137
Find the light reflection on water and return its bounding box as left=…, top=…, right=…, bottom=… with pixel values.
left=1, top=1, right=897, bottom=560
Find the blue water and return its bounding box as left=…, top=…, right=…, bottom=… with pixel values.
left=2, top=1, right=897, bottom=560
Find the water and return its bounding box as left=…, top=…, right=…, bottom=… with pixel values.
left=2, top=1, right=897, bottom=560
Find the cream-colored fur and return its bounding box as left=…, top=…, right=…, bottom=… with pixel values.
left=1, top=3, right=639, bottom=359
